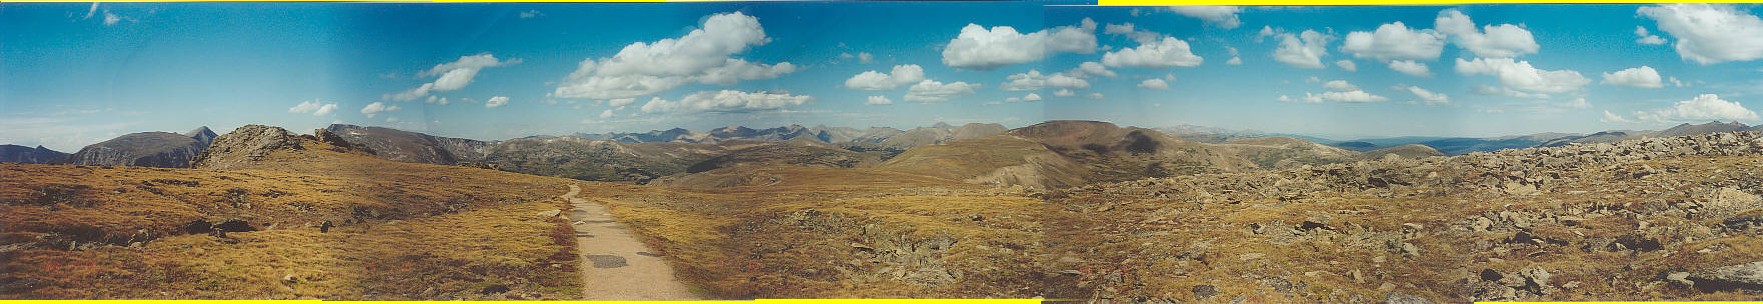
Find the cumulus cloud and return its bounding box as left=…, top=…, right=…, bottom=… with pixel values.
left=1322, top=80, right=1359, bottom=91
left=1072, top=61, right=1117, bottom=78
left=361, top=102, right=400, bottom=118
left=1341, top=21, right=1446, bottom=61
left=1167, top=6, right=1243, bottom=29
left=1005, top=93, right=1045, bottom=103
left=288, top=100, right=338, bottom=116
left=942, top=19, right=1097, bottom=70
left=866, top=95, right=893, bottom=105
left=904, top=80, right=980, bottom=103
left=1053, top=89, right=1077, bottom=97
left=1404, top=85, right=1450, bottom=105
left=1635, top=26, right=1667, bottom=45
left=1000, top=70, right=1089, bottom=91
left=1602, top=66, right=1665, bottom=88
left=1627, top=94, right=1760, bottom=122
left=1388, top=60, right=1432, bottom=77
left=1566, top=97, right=1592, bottom=109
left=1472, top=85, right=1552, bottom=99
left=639, top=90, right=812, bottom=113
left=1271, top=29, right=1333, bottom=69
left=1102, top=36, right=1205, bottom=68
left=1602, top=110, right=1638, bottom=123
left=1638, top=4, right=1763, bottom=64
left=1139, top=78, right=1171, bottom=90
left=553, top=12, right=796, bottom=100
left=1103, top=23, right=1163, bottom=45
left=1305, top=90, right=1389, bottom=103
left=1454, top=57, right=1589, bottom=94
left=599, top=109, right=615, bottom=118
left=387, top=54, right=521, bottom=101
left=1335, top=60, right=1357, bottom=71
left=1435, top=9, right=1540, bottom=58
left=485, top=96, right=509, bottom=108
left=845, top=64, right=926, bottom=90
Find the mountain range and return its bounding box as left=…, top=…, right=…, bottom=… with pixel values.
left=7, top=121, right=1760, bottom=186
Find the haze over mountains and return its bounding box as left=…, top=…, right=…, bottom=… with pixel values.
left=7, top=121, right=1759, bottom=187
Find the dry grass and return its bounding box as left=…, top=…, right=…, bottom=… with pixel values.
left=0, top=137, right=583, bottom=299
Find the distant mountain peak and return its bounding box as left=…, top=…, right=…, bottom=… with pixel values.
left=932, top=122, right=954, bottom=129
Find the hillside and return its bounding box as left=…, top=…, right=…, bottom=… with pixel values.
left=0, top=145, right=69, bottom=164
left=877, top=121, right=1357, bottom=189
left=1363, top=144, right=1447, bottom=160
left=66, top=132, right=208, bottom=168
left=2, top=125, right=585, bottom=299
left=1041, top=131, right=1763, bottom=302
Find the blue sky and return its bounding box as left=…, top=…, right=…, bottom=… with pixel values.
left=3, top=3, right=1761, bottom=151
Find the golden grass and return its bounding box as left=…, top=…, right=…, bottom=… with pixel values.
left=0, top=137, right=582, bottom=299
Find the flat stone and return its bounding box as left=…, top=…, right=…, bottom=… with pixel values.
left=586, top=255, right=629, bottom=268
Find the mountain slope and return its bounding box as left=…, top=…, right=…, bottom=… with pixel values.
left=323, top=124, right=488, bottom=165
left=3, top=125, right=585, bottom=299
left=0, top=145, right=69, bottom=164
left=67, top=132, right=208, bottom=168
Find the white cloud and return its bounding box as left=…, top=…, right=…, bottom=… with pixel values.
left=1272, top=29, right=1333, bottom=69
left=1388, top=60, right=1432, bottom=77
left=1000, top=70, right=1089, bottom=91
left=608, top=98, right=635, bottom=107
left=1454, top=57, right=1589, bottom=94
left=519, top=10, right=543, bottom=19
left=845, top=64, right=926, bottom=90
left=1102, top=36, right=1205, bottom=68
left=288, top=100, right=338, bottom=116
left=1630, top=94, right=1759, bottom=122
left=361, top=102, right=400, bottom=118
left=1167, top=6, right=1243, bottom=29
left=1307, top=90, right=1389, bottom=103
left=1435, top=9, right=1539, bottom=58
left=102, top=11, right=122, bottom=26
left=84, top=3, right=99, bottom=19
left=485, top=96, right=509, bottom=108
left=858, top=52, right=874, bottom=64
left=1139, top=78, right=1171, bottom=90
left=1404, top=85, right=1450, bottom=105
left=1635, top=26, right=1667, bottom=45
left=1005, top=92, right=1045, bottom=103
left=1335, top=60, right=1357, bottom=71
left=425, top=96, right=451, bottom=105
left=639, top=90, right=812, bottom=113
left=388, top=53, right=520, bottom=101
left=599, top=109, right=615, bottom=118
left=1670, top=76, right=1687, bottom=87
left=866, top=95, right=893, bottom=105
left=904, top=80, right=980, bottom=103
left=1341, top=21, right=1446, bottom=61
left=1053, top=89, right=1077, bottom=97
left=1601, top=66, right=1665, bottom=88
left=1638, top=4, right=1763, bottom=64
left=1472, top=85, right=1552, bottom=99
left=553, top=12, right=795, bottom=100
left=1322, top=80, right=1359, bottom=91
left=1085, top=92, right=1105, bottom=100
left=1072, top=61, right=1117, bottom=78
left=942, top=19, right=1097, bottom=70
left=1103, top=22, right=1163, bottom=45
left=1566, top=97, right=1592, bottom=109
left=1602, top=110, right=1638, bottom=123
left=1227, top=57, right=1243, bottom=65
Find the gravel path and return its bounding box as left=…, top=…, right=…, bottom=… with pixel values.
left=562, top=184, right=698, bottom=300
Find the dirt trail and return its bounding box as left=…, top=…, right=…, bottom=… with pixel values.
left=561, top=184, right=699, bottom=300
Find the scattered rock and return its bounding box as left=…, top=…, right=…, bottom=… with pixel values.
left=1690, top=261, right=1763, bottom=292
left=1666, top=272, right=1693, bottom=287
left=1191, top=284, right=1218, bottom=300
left=1384, top=292, right=1433, bottom=304
left=537, top=209, right=562, bottom=218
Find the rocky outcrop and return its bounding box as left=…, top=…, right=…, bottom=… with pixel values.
left=185, top=126, right=218, bottom=147
left=191, top=125, right=303, bottom=169
left=67, top=132, right=206, bottom=168
left=323, top=124, right=487, bottom=165
left=1689, top=261, right=1763, bottom=292
left=0, top=144, right=69, bottom=164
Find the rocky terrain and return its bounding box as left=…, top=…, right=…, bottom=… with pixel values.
left=0, top=145, right=69, bottom=164
left=2, top=125, right=584, bottom=299
left=65, top=131, right=210, bottom=168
